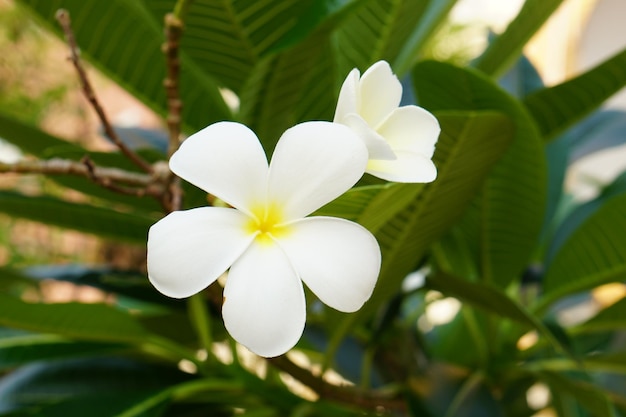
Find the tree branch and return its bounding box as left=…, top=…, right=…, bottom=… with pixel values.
left=55, top=9, right=154, bottom=175
left=0, top=158, right=163, bottom=198
left=267, top=356, right=406, bottom=413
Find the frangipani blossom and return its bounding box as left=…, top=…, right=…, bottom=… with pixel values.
left=333, top=60, right=440, bottom=183
left=147, top=121, right=381, bottom=357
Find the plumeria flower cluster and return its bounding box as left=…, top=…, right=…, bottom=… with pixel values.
left=147, top=60, right=440, bottom=357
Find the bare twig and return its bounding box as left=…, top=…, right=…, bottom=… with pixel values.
left=268, top=356, right=407, bottom=413
left=55, top=9, right=154, bottom=175
left=0, top=158, right=163, bottom=198
left=163, top=12, right=184, bottom=159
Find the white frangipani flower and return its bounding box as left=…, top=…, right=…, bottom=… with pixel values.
left=333, top=60, right=440, bottom=183
left=147, top=121, right=381, bottom=358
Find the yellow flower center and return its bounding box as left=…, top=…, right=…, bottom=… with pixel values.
left=246, top=203, right=289, bottom=245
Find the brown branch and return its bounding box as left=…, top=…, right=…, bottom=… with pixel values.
left=267, top=356, right=407, bottom=413
left=55, top=9, right=154, bottom=175
left=163, top=12, right=184, bottom=159
left=162, top=11, right=186, bottom=212
left=0, top=158, right=163, bottom=198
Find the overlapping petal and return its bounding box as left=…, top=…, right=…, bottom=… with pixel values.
left=223, top=242, right=306, bottom=357
left=377, top=106, right=440, bottom=158
left=358, top=61, right=402, bottom=128
left=367, top=150, right=437, bottom=183
left=341, top=114, right=396, bottom=160
left=267, top=121, right=368, bottom=221
left=147, top=207, right=254, bottom=299
left=333, top=68, right=360, bottom=123
left=169, top=122, right=269, bottom=214
left=277, top=217, right=381, bottom=312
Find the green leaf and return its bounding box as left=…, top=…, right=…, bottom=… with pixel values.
left=541, top=371, right=617, bottom=417
left=0, top=192, right=155, bottom=243
left=413, top=61, right=547, bottom=288
left=333, top=0, right=448, bottom=76
left=573, top=297, right=626, bottom=334
left=0, top=357, right=191, bottom=417
left=326, top=110, right=515, bottom=353
left=368, top=111, right=515, bottom=312
left=317, top=182, right=424, bottom=233
left=473, top=0, right=565, bottom=77
left=426, top=272, right=569, bottom=357
left=0, top=333, right=123, bottom=370
left=426, top=273, right=537, bottom=328
left=523, top=48, right=626, bottom=141
left=18, top=0, right=231, bottom=131
left=540, top=193, right=626, bottom=311
left=239, top=31, right=337, bottom=152
left=392, top=0, right=458, bottom=76
left=0, top=294, right=150, bottom=344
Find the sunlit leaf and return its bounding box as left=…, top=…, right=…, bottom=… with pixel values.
left=414, top=61, right=547, bottom=288
left=524, top=48, right=626, bottom=141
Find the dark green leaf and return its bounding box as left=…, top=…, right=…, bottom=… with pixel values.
left=473, top=0, right=565, bottom=77
left=0, top=357, right=191, bottom=416
left=524, top=48, right=626, bottom=141
left=326, top=110, right=515, bottom=353
left=541, top=371, right=617, bottom=417
left=413, top=61, right=547, bottom=288
left=498, top=54, right=544, bottom=98
left=574, top=297, right=626, bottom=334
left=0, top=333, right=124, bottom=370
left=541, top=193, right=626, bottom=309
left=0, top=294, right=150, bottom=344
left=333, top=0, right=446, bottom=77
left=0, top=192, right=155, bottom=243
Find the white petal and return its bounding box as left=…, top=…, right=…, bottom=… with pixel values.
left=377, top=106, right=440, bottom=158
left=223, top=241, right=305, bottom=357
left=333, top=68, right=360, bottom=124
left=341, top=114, right=396, bottom=160
left=147, top=207, right=253, bottom=298
left=367, top=150, right=437, bottom=183
left=267, top=121, right=368, bottom=221
left=169, top=122, right=268, bottom=214
left=277, top=217, right=380, bottom=312
left=358, top=61, right=402, bottom=128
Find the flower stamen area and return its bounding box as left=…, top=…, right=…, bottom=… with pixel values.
left=247, top=204, right=289, bottom=245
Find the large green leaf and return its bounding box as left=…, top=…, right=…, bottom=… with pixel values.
left=573, top=297, right=626, bottom=334
left=239, top=31, right=337, bottom=151
left=0, top=294, right=149, bottom=344
left=523, top=48, right=626, bottom=141
left=413, top=61, right=547, bottom=288
left=18, top=0, right=231, bottom=131
left=0, top=192, right=155, bottom=243
left=333, top=0, right=451, bottom=77
left=0, top=333, right=123, bottom=371
left=0, top=357, right=192, bottom=417
left=147, top=0, right=359, bottom=94
left=326, top=111, right=515, bottom=352
left=541, top=371, right=617, bottom=417
left=541, top=193, right=626, bottom=310
left=473, top=0, right=565, bottom=77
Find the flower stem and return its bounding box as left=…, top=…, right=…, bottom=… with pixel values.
left=188, top=292, right=214, bottom=362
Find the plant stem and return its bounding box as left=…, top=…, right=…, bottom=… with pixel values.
left=188, top=292, right=214, bottom=363
left=55, top=9, right=153, bottom=175
left=443, top=371, right=484, bottom=417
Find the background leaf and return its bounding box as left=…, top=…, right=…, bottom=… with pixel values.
left=0, top=192, right=155, bottom=243
left=413, top=61, right=547, bottom=288
left=523, top=48, right=626, bottom=141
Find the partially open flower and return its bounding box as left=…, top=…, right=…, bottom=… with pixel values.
left=147, top=121, right=381, bottom=357
left=333, top=60, right=440, bottom=183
